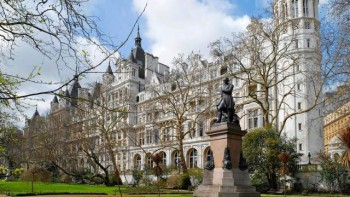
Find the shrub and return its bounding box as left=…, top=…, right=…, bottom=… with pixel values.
left=250, top=171, right=269, bottom=193
left=188, top=168, right=203, bottom=186
left=132, top=169, right=143, bottom=186
left=180, top=173, right=192, bottom=190
left=0, top=166, right=7, bottom=179
left=166, top=171, right=181, bottom=189
left=59, top=174, right=72, bottom=183
left=90, top=176, right=104, bottom=185
left=12, top=168, right=24, bottom=180
left=141, top=175, right=154, bottom=186
left=20, top=168, right=51, bottom=182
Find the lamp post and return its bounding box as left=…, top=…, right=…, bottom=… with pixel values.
left=308, top=151, right=311, bottom=165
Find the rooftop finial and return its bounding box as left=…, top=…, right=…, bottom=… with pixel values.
left=135, top=24, right=142, bottom=47
left=137, top=24, right=140, bottom=37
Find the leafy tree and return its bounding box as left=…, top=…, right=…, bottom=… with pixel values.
left=318, top=153, right=348, bottom=193
left=242, top=126, right=301, bottom=190
left=338, top=126, right=350, bottom=168
left=0, top=123, right=24, bottom=171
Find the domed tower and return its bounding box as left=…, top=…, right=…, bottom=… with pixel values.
left=274, top=0, right=323, bottom=164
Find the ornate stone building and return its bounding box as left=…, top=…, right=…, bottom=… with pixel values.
left=24, top=0, right=324, bottom=175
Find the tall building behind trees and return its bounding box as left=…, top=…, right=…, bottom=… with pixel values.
left=24, top=0, right=324, bottom=175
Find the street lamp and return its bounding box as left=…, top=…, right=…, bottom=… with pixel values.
left=308, top=151, right=311, bottom=165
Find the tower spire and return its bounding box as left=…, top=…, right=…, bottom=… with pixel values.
left=135, top=24, right=142, bottom=47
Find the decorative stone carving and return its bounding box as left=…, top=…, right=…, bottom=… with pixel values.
left=204, top=152, right=215, bottom=170
left=222, top=147, right=232, bottom=170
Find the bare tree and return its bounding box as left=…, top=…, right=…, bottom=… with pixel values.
left=321, top=0, right=350, bottom=101
left=73, top=82, right=135, bottom=186
left=210, top=18, right=325, bottom=135
left=0, top=1, right=147, bottom=105
left=23, top=107, right=83, bottom=179
left=146, top=53, right=213, bottom=174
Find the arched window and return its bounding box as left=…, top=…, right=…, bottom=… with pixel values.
left=134, top=154, right=141, bottom=169
left=204, top=148, right=213, bottom=162
left=188, top=149, right=198, bottom=168
left=173, top=151, right=181, bottom=168
left=159, top=151, right=167, bottom=165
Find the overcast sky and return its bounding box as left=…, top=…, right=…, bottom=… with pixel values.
left=5, top=0, right=329, bottom=127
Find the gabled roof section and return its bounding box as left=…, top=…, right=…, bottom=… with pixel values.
left=32, top=108, right=40, bottom=118
left=52, top=95, right=59, bottom=103
left=65, top=88, right=70, bottom=98
left=150, top=72, right=161, bottom=85
left=92, top=82, right=101, bottom=99
left=105, top=63, right=114, bottom=75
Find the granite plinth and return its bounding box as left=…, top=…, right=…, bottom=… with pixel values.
left=193, top=122, right=260, bottom=197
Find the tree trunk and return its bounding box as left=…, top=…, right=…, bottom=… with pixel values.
left=266, top=172, right=278, bottom=191
left=178, top=136, right=188, bottom=173
left=114, top=168, right=123, bottom=185
left=106, top=144, right=122, bottom=185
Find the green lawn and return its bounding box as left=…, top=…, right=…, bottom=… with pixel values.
left=0, top=181, right=122, bottom=195
left=0, top=181, right=192, bottom=196
left=0, top=181, right=349, bottom=197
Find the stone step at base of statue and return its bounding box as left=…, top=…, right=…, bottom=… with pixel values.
left=193, top=185, right=260, bottom=197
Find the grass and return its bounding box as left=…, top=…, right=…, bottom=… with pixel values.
left=0, top=181, right=192, bottom=196
left=0, top=181, right=349, bottom=197
left=0, top=181, right=121, bottom=195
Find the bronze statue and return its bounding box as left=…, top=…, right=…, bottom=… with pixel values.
left=216, top=77, right=239, bottom=124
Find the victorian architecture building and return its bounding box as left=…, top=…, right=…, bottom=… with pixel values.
left=24, top=0, right=324, bottom=175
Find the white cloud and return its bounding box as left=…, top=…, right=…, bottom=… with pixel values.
left=132, top=0, right=251, bottom=66
left=3, top=36, right=116, bottom=127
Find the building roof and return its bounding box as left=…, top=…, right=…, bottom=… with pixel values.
left=128, top=25, right=145, bottom=66
left=32, top=108, right=40, bottom=119
left=105, top=63, right=114, bottom=75
left=52, top=95, right=59, bottom=103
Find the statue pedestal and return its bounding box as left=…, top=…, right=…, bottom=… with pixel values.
left=193, top=122, right=260, bottom=197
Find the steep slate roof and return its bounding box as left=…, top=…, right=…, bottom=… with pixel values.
left=32, top=108, right=40, bottom=118
left=128, top=26, right=145, bottom=66
left=105, top=63, right=114, bottom=75
left=52, top=95, right=59, bottom=103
